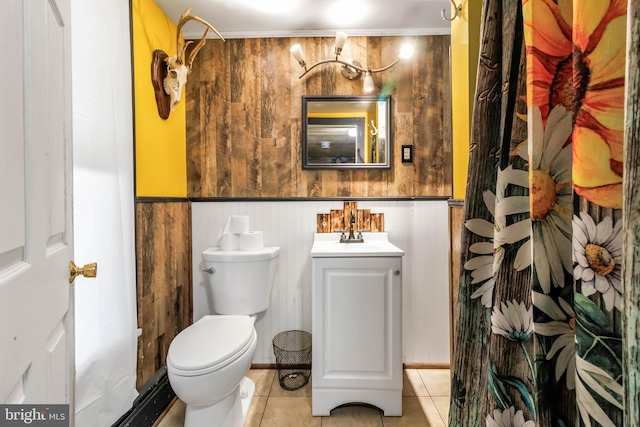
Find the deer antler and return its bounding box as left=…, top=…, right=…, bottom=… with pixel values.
left=175, top=8, right=225, bottom=71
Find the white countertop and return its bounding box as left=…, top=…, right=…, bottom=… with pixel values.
left=310, top=232, right=405, bottom=258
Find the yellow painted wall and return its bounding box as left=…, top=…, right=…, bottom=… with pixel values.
left=451, top=1, right=481, bottom=199
left=132, top=0, right=186, bottom=197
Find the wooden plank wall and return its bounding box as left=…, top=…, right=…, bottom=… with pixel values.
left=186, top=35, right=452, bottom=198
left=447, top=199, right=465, bottom=367
left=135, top=201, right=192, bottom=387
left=316, top=201, right=384, bottom=233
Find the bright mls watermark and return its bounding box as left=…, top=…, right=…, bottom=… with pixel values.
left=0, top=405, right=68, bottom=426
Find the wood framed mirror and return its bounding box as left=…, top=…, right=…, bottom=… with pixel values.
left=302, top=95, right=392, bottom=169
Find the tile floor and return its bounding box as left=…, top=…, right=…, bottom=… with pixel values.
left=156, top=368, right=450, bottom=427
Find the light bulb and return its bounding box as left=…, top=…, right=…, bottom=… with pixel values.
left=398, top=44, right=414, bottom=60
left=334, top=31, right=348, bottom=55
left=363, top=72, right=375, bottom=93
left=290, top=44, right=306, bottom=65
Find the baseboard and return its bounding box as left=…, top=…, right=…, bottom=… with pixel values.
left=403, top=363, right=450, bottom=369
left=112, top=366, right=175, bottom=427
left=251, top=363, right=450, bottom=370
left=251, top=363, right=278, bottom=369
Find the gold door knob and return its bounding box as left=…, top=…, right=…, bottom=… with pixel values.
left=69, top=261, right=98, bottom=283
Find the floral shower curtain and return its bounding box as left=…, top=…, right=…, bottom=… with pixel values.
left=449, top=0, right=639, bottom=425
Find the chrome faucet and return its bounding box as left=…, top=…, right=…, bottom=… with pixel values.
left=340, top=210, right=364, bottom=243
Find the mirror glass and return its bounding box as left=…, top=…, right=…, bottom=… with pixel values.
left=302, top=96, right=392, bottom=169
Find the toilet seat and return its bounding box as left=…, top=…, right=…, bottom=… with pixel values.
left=167, top=315, right=256, bottom=377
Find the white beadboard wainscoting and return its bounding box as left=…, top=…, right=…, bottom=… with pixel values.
left=191, top=199, right=450, bottom=365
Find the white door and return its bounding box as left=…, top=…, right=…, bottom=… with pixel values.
left=0, top=0, right=75, bottom=408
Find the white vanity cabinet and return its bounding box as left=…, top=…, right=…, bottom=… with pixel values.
left=310, top=233, right=404, bottom=416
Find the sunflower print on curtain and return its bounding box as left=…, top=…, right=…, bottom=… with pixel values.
left=524, top=0, right=625, bottom=425
left=448, top=0, right=626, bottom=426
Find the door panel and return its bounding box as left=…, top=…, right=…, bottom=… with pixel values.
left=0, top=1, right=26, bottom=273
left=0, top=0, right=73, bottom=406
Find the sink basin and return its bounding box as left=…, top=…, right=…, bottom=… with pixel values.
left=310, top=232, right=404, bottom=258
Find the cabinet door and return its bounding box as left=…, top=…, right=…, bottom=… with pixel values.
left=312, top=257, right=402, bottom=390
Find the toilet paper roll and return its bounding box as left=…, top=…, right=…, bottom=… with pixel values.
left=219, top=233, right=240, bottom=251
left=239, top=231, right=264, bottom=251
left=217, top=215, right=251, bottom=240
left=229, top=215, right=250, bottom=234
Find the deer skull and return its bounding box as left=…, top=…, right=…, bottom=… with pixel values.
left=162, top=8, right=224, bottom=112
left=164, top=57, right=189, bottom=111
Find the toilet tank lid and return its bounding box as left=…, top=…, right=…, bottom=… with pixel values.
left=202, top=246, right=280, bottom=262
left=168, top=315, right=254, bottom=372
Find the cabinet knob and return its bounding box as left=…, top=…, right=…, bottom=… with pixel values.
left=394, top=269, right=400, bottom=276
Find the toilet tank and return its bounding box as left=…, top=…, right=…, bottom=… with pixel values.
left=202, top=247, right=280, bottom=315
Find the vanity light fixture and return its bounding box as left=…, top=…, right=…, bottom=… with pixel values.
left=290, top=32, right=413, bottom=93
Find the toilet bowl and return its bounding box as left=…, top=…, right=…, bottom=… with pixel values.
left=167, top=315, right=258, bottom=427
left=167, top=245, right=280, bottom=427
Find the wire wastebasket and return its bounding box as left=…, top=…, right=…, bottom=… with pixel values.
left=272, top=330, right=312, bottom=391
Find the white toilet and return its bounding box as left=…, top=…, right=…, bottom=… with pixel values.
left=167, top=246, right=280, bottom=427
